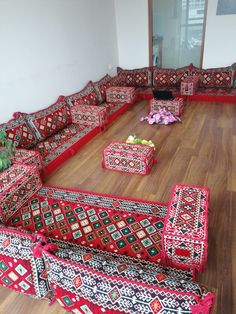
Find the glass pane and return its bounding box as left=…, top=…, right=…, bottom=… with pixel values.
left=152, top=0, right=206, bottom=68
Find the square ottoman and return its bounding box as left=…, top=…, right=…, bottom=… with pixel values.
left=150, top=97, right=184, bottom=116
left=181, top=75, right=200, bottom=96
left=71, top=104, right=108, bottom=131
left=102, top=141, right=155, bottom=175
left=12, top=148, right=43, bottom=171
left=106, top=87, right=135, bottom=104
left=0, top=163, right=42, bottom=224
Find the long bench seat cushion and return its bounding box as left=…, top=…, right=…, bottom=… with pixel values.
left=0, top=225, right=51, bottom=299
left=0, top=117, right=38, bottom=148
left=191, top=65, right=233, bottom=88
left=42, top=238, right=215, bottom=314
left=117, top=67, right=152, bottom=87
left=65, top=81, right=99, bottom=108
left=32, top=123, right=98, bottom=175
left=153, top=66, right=189, bottom=88
left=25, top=97, right=72, bottom=142
left=93, top=74, right=112, bottom=103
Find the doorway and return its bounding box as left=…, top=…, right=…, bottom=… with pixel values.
left=150, top=0, right=207, bottom=68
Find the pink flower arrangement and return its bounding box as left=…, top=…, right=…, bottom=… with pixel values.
left=140, top=108, right=181, bottom=125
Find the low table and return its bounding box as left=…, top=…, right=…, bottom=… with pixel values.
left=150, top=97, right=184, bottom=117
left=102, top=141, right=155, bottom=175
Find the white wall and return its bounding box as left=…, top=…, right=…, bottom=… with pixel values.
left=114, top=0, right=149, bottom=69
left=203, top=0, right=236, bottom=68
left=0, top=0, right=118, bottom=123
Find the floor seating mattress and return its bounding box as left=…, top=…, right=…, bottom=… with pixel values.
left=8, top=185, right=168, bottom=264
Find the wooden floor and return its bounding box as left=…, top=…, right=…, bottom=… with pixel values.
left=0, top=100, right=235, bottom=314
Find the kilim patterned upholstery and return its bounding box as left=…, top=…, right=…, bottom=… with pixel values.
left=162, top=184, right=209, bottom=272
left=102, top=142, right=155, bottom=175
left=150, top=97, right=184, bottom=117
left=12, top=148, right=43, bottom=171
left=0, top=164, right=42, bottom=224
left=106, top=87, right=135, bottom=104
left=42, top=238, right=215, bottom=314
left=0, top=225, right=51, bottom=299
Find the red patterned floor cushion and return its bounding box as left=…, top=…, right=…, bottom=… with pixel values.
left=0, top=164, right=42, bottom=224
left=33, top=124, right=98, bottom=168
left=42, top=239, right=215, bottom=314
left=192, top=66, right=233, bottom=88
left=0, top=225, right=51, bottom=299
left=106, top=86, right=135, bottom=104
left=0, top=117, right=38, bottom=149
left=117, top=67, right=152, bottom=87
left=153, top=66, right=189, bottom=88
left=65, top=81, right=99, bottom=108
left=8, top=185, right=168, bottom=264
left=25, top=97, right=72, bottom=142
left=93, top=74, right=112, bottom=103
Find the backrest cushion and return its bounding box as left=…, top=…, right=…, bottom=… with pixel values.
left=0, top=117, right=38, bottom=148
left=93, top=74, right=112, bottom=103
left=25, top=97, right=72, bottom=141
left=117, top=67, right=152, bottom=87
left=192, top=66, right=233, bottom=88
left=65, top=81, right=99, bottom=108
left=153, top=66, right=189, bottom=88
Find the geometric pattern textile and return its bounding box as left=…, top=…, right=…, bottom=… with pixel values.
left=0, top=164, right=42, bottom=224
left=150, top=97, right=184, bottom=117
left=71, top=104, right=108, bottom=130
left=34, top=124, right=97, bottom=167
left=180, top=75, right=200, bottom=96
left=0, top=225, right=51, bottom=299
left=93, top=74, right=112, bottom=103
left=12, top=148, right=43, bottom=171
left=153, top=66, right=189, bottom=88
left=0, top=116, right=38, bottom=149
left=106, top=87, right=135, bottom=104
left=65, top=81, right=99, bottom=108
left=8, top=185, right=168, bottom=264
left=43, top=238, right=215, bottom=314
left=192, top=66, right=233, bottom=88
left=102, top=142, right=155, bottom=175
left=117, top=67, right=152, bottom=87
left=162, top=184, right=210, bottom=272
left=25, top=98, right=72, bottom=142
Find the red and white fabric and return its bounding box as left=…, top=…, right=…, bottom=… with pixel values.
left=162, top=184, right=210, bottom=272
left=12, top=148, right=43, bottom=171
left=150, top=97, right=184, bottom=116
left=0, top=164, right=42, bottom=224
left=93, top=74, right=112, bottom=103
left=102, top=141, right=155, bottom=175
left=65, top=81, right=99, bottom=107
left=106, top=87, right=135, bottom=104
left=71, top=104, right=108, bottom=131
left=180, top=75, right=200, bottom=95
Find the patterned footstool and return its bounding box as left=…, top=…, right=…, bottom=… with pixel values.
left=0, top=163, right=42, bottom=223
left=12, top=148, right=43, bottom=171
left=150, top=97, right=184, bottom=116
left=162, top=184, right=209, bottom=272
left=106, top=86, right=135, bottom=104
left=71, top=104, right=108, bottom=131
left=102, top=141, right=155, bottom=175
left=181, top=75, right=200, bottom=96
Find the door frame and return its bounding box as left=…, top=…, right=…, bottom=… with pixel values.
left=148, top=0, right=208, bottom=69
